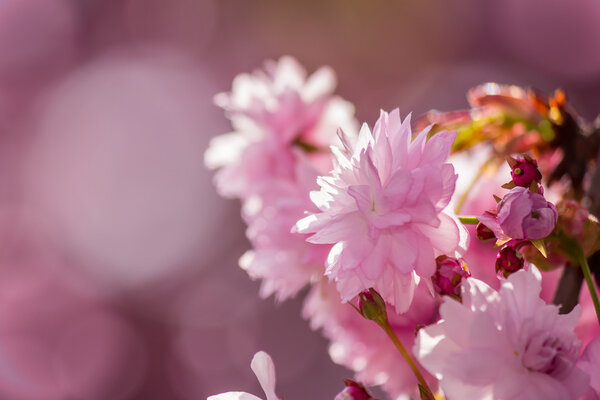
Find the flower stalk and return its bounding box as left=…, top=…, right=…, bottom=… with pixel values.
left=458, top=215, right=479, bottom=225
left=578, top=251, right=600, bottom=326
left=355, top=290, right=435, bottom=400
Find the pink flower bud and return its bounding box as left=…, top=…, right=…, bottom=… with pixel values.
left=334, top=380, right=377, bottom=400
left=495, top=245, right=524, bottom=277
left=432, top=255, right=470, bottom=299
left=510, top=157, right=542, bottom=187
left=479, top=186, right=557, bottom=241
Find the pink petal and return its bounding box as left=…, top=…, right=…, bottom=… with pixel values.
left=416, top=212, right=460, bottom=254
left=360, top=234, right=389, bottom=280
left=420, top=130, right=457, bottom=166
left=305, top=213, right=367, bottom=244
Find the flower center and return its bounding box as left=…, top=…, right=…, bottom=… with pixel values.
left=521, top=333, right=572, bottom=375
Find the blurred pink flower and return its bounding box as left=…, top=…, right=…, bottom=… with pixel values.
left=414, top=267, right=589, bottom=400
left=578, top=336, right=600, bottom=398
left=240, top=156, right=329, bottom=301
left=303, top=280, right=439, bottom=398
left=479, top=186, right=557, bottom=241
left=295, top=109, right=466, bottom=312
left=207, top=351, right=279, bottom=400
left=205, top=55, right=356, bottom=199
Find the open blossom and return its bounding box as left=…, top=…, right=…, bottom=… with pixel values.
left=479, top=186, right=558, bottom=241
left=240, top=157, right=329, bottom=301
left=295, top=109, right=467, bottom=312
left=208, top=351, right=279, bottom=400
left=205, top=56, right=357, bottom=199
left=414, top=267, right=589, bottom=400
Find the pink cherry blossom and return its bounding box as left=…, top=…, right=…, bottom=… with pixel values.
left=207, top=351, right=279, bottom=400
left=205, top=56, right=357, bottom=199
left=578, top=336, right=600, bottom=398
left=479, top=186, right=558, bottom=241
left=240, top=156, right=329, bottom=301
left=295, top=109, right=467, bottom=312
left=414, top=267, right=589, bottom=400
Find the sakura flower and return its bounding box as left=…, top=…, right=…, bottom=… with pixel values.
left=414, top=267, right=590, bottom=400
left=295, top=109, right=467, bottom=312
left=206, top=56, right=357, bottom=199
left=479, top=186, right=558, bottom=241
left=578, top=336, right=600, bottom=398
left=207, top=351, right=279, bottom=400
left=240, top=157, right=329, bottom=301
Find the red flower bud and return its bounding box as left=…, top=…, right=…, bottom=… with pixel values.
left=335, top=379, right=377, bottom=400
left=495, top=245, right=524, bottom=277
left=509, top=157, right=542, bottom=187
left=476, top=222, right=496, bottom=241
left=432, top=255, right=470, bottom=300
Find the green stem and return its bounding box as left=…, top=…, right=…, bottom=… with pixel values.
left=578, top=252, right=600, bottom=326
left=379, top=320, right=435, bottom=400
left=458, top=215, right=479, bottom=225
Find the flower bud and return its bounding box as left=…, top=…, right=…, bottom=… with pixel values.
left=358, top=289, right=387, bottom=323
left=509, top=156, right=542, bottom=187
left=495, top=245, right=524, bottom=277
left=476, top=222, right=496, bottom=241
left=432, top=255, right=470, bottom=300
left=479, top=187, right=557, bottom=241
left=334, top=379, right=376, bottom=400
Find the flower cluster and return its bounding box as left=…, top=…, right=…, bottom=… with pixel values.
left=206, top=56, right=357, bottom=301
left=207, top=58, right=600, bottom=400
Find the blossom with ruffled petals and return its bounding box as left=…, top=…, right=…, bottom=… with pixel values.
left=240, top=157, right=329, bottom=301
left=207, top=351, right=280, bottom=400
left=479, top=186, right=557, bottom=241
left=206, top=56, right=356, bottom=199
left=414, top=267, right=589, bottom=400
left=295, top=109, right=467, bottom=312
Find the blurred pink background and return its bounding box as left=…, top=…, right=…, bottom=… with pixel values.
left=2, top=1, right=600, bottom=399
